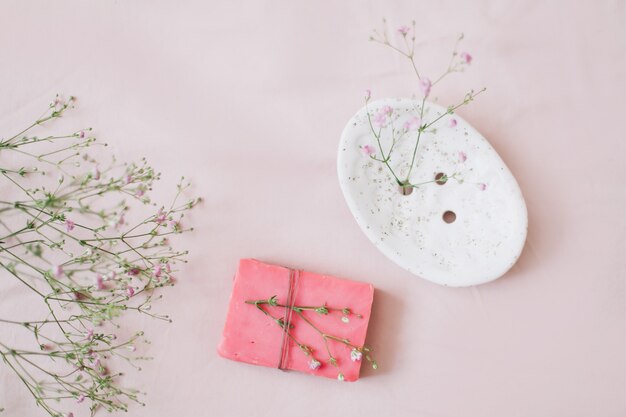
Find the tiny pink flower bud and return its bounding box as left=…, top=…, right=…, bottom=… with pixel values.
left=459, top=151, right=467, bottom=163
left=85, top=329, right=94, bottom=340
left=52, top=265, right=63, bottom=278
left=125, top=175, right=132, bottom=184
left=135, top=187, right=145, bottom=197
left=126, top=285, right=135, bottom=297
left=53, top=97, right=64, bottom=110
left=382, top=105, right=393, bottom=115
left=126, top=345, right=137, bottom=352
left=65, top=219, right=75, bottom=232
left=460, top=52, right=472, bottom=64
left=478, top=183, right=487, bottom=191
left=91, top=166, right=101, bottom=180
left=350, top=348, right=363, bottom=362
left=95, top=274, right=105, bottom=290
left=165, top=262, right=171, bottom=273
left=155, top=208, right=167, bottom=224
left=79, top=131, right=85, bottom=139
left=419, top=78, right=432, bottom=98
left=397, top=25, right=410, bottom=36
left=364, top=89, right=371, bottom=101
left=67, top=413, right=74, bottom=417
left=77, top=395, right=85, bottom=403
left=153, top=264, right=162, bottom=278
left=127, top=267, right=140, bottom=276
left=403, top=116, right=421, bottom=131
left=373, top=111, right=387, bottom=127
left=449, top=118, right=458, bottom=128
left=362, top=144, right=376, bottom=156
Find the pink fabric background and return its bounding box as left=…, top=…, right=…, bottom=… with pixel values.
left=1, top=1, right=625, bottom=416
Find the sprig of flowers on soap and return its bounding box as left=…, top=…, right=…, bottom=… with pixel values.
left=245, top=296, right=377, bottom=381
left=365, top=20, right=487, bottom=193
left=0, top=96, right=200, bottom=417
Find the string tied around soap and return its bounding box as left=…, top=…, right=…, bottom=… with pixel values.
left=277, top=268, right=300, bottom=370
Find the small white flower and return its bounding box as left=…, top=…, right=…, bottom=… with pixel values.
left=309, top=359, right=321, bottom=370
left=350, top=349, right=363, bottom=362
left=337, top=372, right=345, bottom=381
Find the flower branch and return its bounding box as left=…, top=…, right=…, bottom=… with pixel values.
left=245, top=296, right=377, bottom=381
left=0, top=95, right=200, bottom=416
left=365, top=21, right=485, bottom=191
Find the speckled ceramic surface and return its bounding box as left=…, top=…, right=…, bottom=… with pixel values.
left=338, top=98, right=528, bottom=287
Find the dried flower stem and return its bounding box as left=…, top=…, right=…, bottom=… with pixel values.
left=367, top=22, right=486, bottom=189
left=245, top=296, right=377, bottom=379
left=0, top=95, right=200, bottom=416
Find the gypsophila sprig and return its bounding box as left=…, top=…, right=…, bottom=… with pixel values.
left=245, top=297, right=377, bottom=380
left=0, top=95, right=201, bottom=416
left=367, top=20, right=486, bottom=193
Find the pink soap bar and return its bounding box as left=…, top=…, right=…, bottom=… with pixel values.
left=218, top=259, right=375, bottom=381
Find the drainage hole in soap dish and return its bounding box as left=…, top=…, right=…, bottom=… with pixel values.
left=435, top=172, right=448, bottom=185
left=398, top=184, right=414, bottom=196
left=442, top=211, right=456, bottom=223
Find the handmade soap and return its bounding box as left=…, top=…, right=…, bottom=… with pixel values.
left=218, top=259, right=375, bottom=381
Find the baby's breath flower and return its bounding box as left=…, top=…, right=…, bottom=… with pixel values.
left=397, top=25, right=410, bottom=36
left=460, top=51, right=472, bottom=64
left=309, top=359, right=321, bottom=370
left=155, top=207, right=167, bottom=224
left=373, top=108, right=390, bottom=127
left=0, top=95, right=198, bottom=415
left=245, top=297, right=377, bottom=380
left=95, top=274, right=105, bottom=290
left=364, top=23, right=485, bottom=193
left=362, top=144, right=376, bottom=156
left=403, top=116, right=421, bottom=131
left=52, top=265, right=64, bottom=278
left=65, top=219, right=75, bottom=232
left=419, top=77, right=432, bottom=97
left=126, top=285, right=136, bottom=297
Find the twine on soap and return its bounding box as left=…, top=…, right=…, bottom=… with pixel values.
left=277, top=268, right=300, bottom=370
